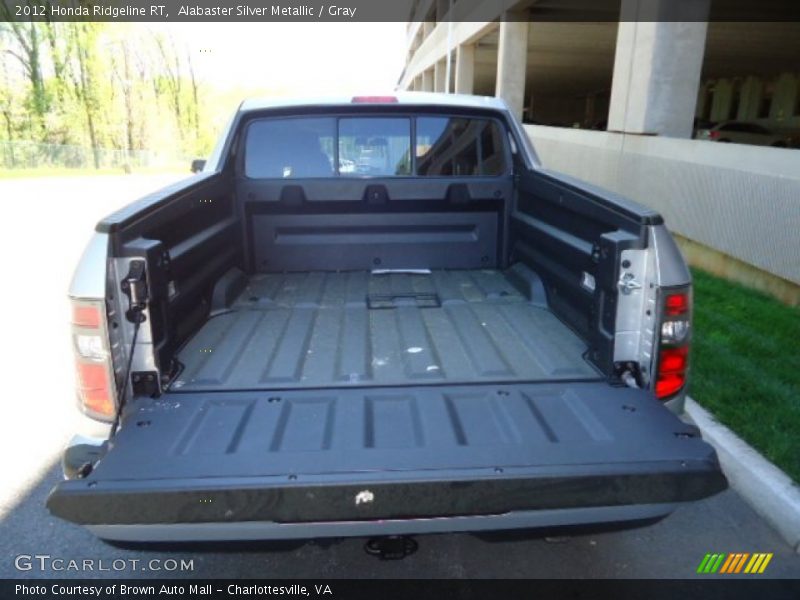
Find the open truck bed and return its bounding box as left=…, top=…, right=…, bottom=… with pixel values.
left=172, top=268, right=599, bottom=393
left=55, top=268, right=725, bottom=538
left=50, top=95, right=726, bottom=542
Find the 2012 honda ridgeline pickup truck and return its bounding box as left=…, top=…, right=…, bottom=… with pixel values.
left=48, top=93, right=727, bottom=543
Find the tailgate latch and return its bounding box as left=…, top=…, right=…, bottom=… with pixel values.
left=618, top=272, right=642, bottom=295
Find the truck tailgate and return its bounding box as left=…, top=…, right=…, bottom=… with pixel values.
left=48, top=382, right=726, bottom=526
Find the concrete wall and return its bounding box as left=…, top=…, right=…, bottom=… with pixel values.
left=525, top=125, right=800, bottom=301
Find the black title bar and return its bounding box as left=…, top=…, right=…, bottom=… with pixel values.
left=5, top=579, right=800, bottom=600
left=1, top=0, right=800, bottom=23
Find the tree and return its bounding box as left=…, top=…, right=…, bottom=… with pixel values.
left=109, top=37, right=137, bottom=154
left=0, top=56, right=19, bottom=167
left=0, top=2, right=48, bottom=137
left=0, top=16, right=219, bottom=169
left=186, top=47, right=200, bottom=142
left=42, top=6, right=69, bottom=104
left=68, top=22, right=103, bottom=167
left=152, top=32, right=183, bottom=139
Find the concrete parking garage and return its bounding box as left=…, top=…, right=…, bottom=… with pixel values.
left=399, top=0, right=800, bottom=304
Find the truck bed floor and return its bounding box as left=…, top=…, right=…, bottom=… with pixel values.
left=171, top=269, right=599, bottom=392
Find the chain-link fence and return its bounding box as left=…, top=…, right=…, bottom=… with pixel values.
left=0, top=141, right=188, bottom=171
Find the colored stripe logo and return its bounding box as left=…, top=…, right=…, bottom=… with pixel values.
left=696, top=553, right=773, bottom=574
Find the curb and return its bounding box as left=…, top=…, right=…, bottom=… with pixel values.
left=684, top=397, right=800, bottom=554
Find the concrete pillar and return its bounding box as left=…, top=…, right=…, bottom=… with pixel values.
left=495, top=17, right=529, bottom=119
left=770, top=73, right=798, bottom=124
left=454, top=44, right=475, bottom=94
left=434, top=59, right=447, bottom=93
left=422, top=21, right=434, bottom=38
left=710, top=79, right=733, bottom=122
left=607, top=0, right=709, bottom=138
left=422, top=68, right=434, bottom=92
left=738, top=76, right=763, bottom=120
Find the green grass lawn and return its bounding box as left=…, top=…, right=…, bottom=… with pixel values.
left=690, top=268, right=800, bottom=482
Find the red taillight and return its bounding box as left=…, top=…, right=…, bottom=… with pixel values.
left=656, top=347, right=689, bottom=399
left=72, top=305, right=101, bottom=329
left=76, top=362, right=115, bottom=417
left=709, top=130, right=720, bottom=140
left=351, top=96, right=398, bottom=103
left=655, top=287, right=692, bottom=400
left=656, top=372, right=687, bottom=399
left=71, top=299, right=117, bottom=421
left=665, top=292, right=689, bottom=316
left=659, top=346, right=688, bottom=373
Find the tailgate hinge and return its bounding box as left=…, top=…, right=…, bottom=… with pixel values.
left=121, top=259, right=149, bottom=322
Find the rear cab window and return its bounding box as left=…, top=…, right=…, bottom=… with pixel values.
left=339, top=117, right=412, bottom=176
left=243, top=112, right=509, bottom=179
left=416, top=117, right=506, bottom=176
left=244, top=117, right=336, bottom=178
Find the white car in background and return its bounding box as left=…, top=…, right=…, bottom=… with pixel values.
left=696, top=121, right=793, bottom=147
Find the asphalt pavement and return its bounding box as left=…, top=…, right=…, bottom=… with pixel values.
left=0, top=174, right=798, bottom=579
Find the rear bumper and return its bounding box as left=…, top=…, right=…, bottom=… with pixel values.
left=48, top=459, right=726, bottom=529
left=87, top=503, right=679, bottom=542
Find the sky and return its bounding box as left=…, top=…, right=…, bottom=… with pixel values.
left=154, top=22, right=409, bottom=97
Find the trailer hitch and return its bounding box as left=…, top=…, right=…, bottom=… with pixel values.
left=364, top=536, right=418, bottom=560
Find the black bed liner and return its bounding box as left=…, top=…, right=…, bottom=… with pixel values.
left=47, top=382, right=726, bottom=526
left=172, top=268, right=599, bottom=393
